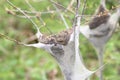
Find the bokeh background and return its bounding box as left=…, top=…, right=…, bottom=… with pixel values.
left=0, top=0, right=120, bottom=80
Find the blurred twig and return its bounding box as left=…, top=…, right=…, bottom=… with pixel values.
left=25, top=0, right=53, bottom=34
left=0, top=33, right=23, bottom=45
left=49, top=0, right=75, bottom=14
left=50, top=0, right=69, bottom=29
left=66, top=0, right=75, bottom=12
left=25, top=0, right=35, bottom=11
left=81, top=0, right=87, bottom=21
left=7, top=9, right=57, bottom=14
left=7, top=0, right=40, bottom=33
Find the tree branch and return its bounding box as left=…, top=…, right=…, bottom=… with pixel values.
left=81, top=0, right=87, bottom=20
left=66, top=0, right=75, bottom=12
left=7, top=0, right=39, bottom=30
left=0, top=33, right=23, bottom=45
left=25, top=0, right=53, bottom=34
left=50, top=0, right=69, bottom=29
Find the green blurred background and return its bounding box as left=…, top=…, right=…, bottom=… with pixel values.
left=0, top=0, right=120, bottom=80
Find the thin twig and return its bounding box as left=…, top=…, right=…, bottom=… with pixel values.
left=9, top=9, right=56, bottom=14
left=50, top=0, right=69, bottom=29
left=25, top=0, right=35, bottom=10
left=7, top=0, right=41, bottom=35
left=50, top=0, right=75, bottom=14
left=76, top=0, right=80, bottom=16
left=32, top=0, right=45, bottom=2
left=25, top=0, right=53, bottom=34
left=0, top=33, right=23, bottom=45
left=66, top=0, right=75, bottom=12
left=6, top=3, right=120, bottom=22
left=81, top=0, right=87, bottom=21
left=16, top=15, right=36, bottom=18
left=36, top=14, right=53, bottom=34
left=7, top=0, right=44, bottom=45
